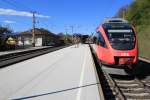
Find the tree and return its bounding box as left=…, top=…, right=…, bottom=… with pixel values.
left=114, top=5, right=128, bottom=18
left=120, top=0, right=150, bottom=58
left=126, top=0, right=150, bottom=26
left=58, top=33, right=73, bottom=44
left=0, top=26, right=13, bottom=50
left=0, top=26, right=12, bottom=35
left=39, top=28, right=52, bottom=34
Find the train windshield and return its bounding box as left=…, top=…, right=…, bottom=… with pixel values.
left=103, top=23, right=136, bottom=50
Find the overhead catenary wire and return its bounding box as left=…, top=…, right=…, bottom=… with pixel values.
left=0, top=0, right=41, bottom=47
left=11, top=0, right=33, bottom=11
left=0, top=0, right=46, bottom=18
left=0, top=0, right=33, bottom=12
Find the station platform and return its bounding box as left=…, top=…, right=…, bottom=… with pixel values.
left=0, top=44, right=100, bottom=100
left=0, top=46, right=52, bottom=56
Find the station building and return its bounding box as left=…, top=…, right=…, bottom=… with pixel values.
left=16, top=28, right=59, bottom=46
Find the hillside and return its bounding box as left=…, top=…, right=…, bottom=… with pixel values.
left=117, top=0, right=150, bottom=58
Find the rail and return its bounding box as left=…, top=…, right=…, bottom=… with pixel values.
left=89, top=44, right=150, bottom=99
left=0, top=45, right=71, bottom=68
left=139, top=57, right=150, bottom=63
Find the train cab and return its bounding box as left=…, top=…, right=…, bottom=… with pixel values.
left=94, top=18, right=138, bottom=68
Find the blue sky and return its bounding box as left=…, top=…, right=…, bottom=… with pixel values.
left=0, top=0, right=133, bottom=35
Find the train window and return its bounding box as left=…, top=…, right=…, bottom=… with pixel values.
left=97, top=32, right=107, bottom=48
left=102, top=23, right=136, bottom=50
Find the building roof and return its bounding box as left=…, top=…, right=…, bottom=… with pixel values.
left=17, top=28, right=59, bottom=38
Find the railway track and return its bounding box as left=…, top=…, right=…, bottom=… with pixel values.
left=89, top=45, right=150, bottom=100
left=0, top=45, right=70, bottom=68
left=104, top=72, right=150, bottom=100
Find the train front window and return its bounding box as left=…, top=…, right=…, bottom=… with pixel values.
left=107, top=29, right=135, bottom=44
left=106, top=29, right=135, bottom=50
left=102, top=23, right=136, bottom=50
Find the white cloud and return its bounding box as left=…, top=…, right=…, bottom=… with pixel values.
left=3, top=20, right=16, bottom=24
left=0, top=8, right=50, bottom=18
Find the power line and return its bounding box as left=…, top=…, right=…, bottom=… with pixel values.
left=11, top=0, right=33, bottom=11
left=0, top=0, right=33, bottom=11
left=1, top=0, right=18, bottom=9
left=0, top=0, right=40, bottom=46
left=0, top=0, right=45, bottom=17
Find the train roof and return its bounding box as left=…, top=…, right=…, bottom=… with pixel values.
left=103, top=23, right=132, bottom=29
left=96, top=18, right=132, bottom=31
left=103, top=18, right=128, bottom=23
left=101, top=18, right=132, bottom=29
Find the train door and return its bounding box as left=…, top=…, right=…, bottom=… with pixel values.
left=97, top=31, right=109, bottom=63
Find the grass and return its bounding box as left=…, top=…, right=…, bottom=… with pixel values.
left=137, top=25, right=150, bottom=59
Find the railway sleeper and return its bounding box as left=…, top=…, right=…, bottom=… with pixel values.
left=120, top=87, right=146, bottom=93
left=124, top=92, right=150, bottom=99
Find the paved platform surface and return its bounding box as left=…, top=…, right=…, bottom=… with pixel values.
left=0, top=44, right=100, bottom=100
left=0, top=46, right=51, bottom=56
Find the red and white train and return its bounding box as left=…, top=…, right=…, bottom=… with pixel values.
left=93, top=18, right=138, bottom=69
